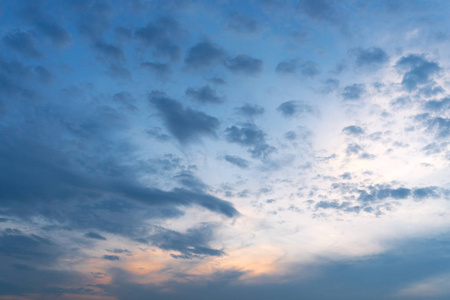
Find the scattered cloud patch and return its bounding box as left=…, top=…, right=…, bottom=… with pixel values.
left=342, top=84, right=365, bottom=100
left=185, top=85, right=224, bottom=104
left=150, top=91, right=220, bottom=143
left=342, top=125, right=365, bottom=136
left=224, top=54, right=263, bottom=75
left=224, top=155, right=249, bottom=169
left=185, top=41, right=226, bottom=69
left=396, top=54, right=441, bottom=91
left=225, top=123, right=275, bottom=159
left=350, top=47, right=389, bottom=68
left=277, top=100, right=316, bottom=118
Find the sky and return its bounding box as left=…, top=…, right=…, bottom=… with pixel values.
left=0, top=0, right=450, bottom=299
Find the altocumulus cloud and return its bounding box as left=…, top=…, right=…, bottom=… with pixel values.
left=2, top=1, right=450, bottom=299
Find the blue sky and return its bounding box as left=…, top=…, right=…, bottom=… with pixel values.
left=1, top=0, right=450, bottom=299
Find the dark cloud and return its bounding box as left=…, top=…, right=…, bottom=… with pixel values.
left=34, top=66, right=54, bottom=84
left=3, top=31, right=42, bottom=58
left=18, top=4, right=73, bottom=47
left=103, top=255, right=120, bottom=261
left=395, top=54, right=441, bottom=91
left=277, top=100, right=316, bottom=118
left=299, top=61, right=320, bottom=77
left=296, top=0, right=342, bottom=25
left=84, top=232, right=107, bottom=240
left=115, top=26, right=132, bottom=41
left=359, top=152, right=376, bottom=160
left=390, top=96, right=411, bottom=108
left=377, top=188, right=411, bottom=200
left=135, top=17, right=185, bottom=61
left=93, top=40, right=125, bottom=62
left=185, top=41, right=226, bottom=69
left=113, top=91, right=137, bottom=110
left=107, top=64, right=131, bottom=79
left=226, top=13, right=261, bottom=34
left=68, top=0, right=114, bottom=40
left=427, top=117, right=450, bottom=138
left=209, top=77, right=227, bottom=85
left=346, top=143, right=362, bottom=155
left=315, top=201, right=360, bottom=213
left=350, top=47, right=389, bottom=67
left=235, top=104, right=265, bottom=117
left=149, top=91, right=220, bottom=143
left=275, top=59, right=319, bottom=77
left=0, top=131, right=238, bottom=221
left=224, top=54, right=263, bottom=75
left=356, top=185, right=442, bottom=203
left=413, top=187, right=439, bottom=199
left=0, top=229, right=59, bottom=264
left=175, top=171, right=208, bottom=192
left=141, top=61, right=171, bottom=77
left=107, top=248, right=131, bottom=254
left=424, top=97, right=450, bottom=112
left=342, top=84, right=365, bottom=100
left=225, top=123, right=275, bottom=159
left=342, top=125, right=365, bottom=136
left=285, top=131, right=297, bottom=140
left=185, top=85, right=225, bottom=104
left=224, top=155, right=249, bottom=169
left=275, top=59, right=299, bottom=74
left=148, top=224, right=225, bottom=259
left=340, top=172, right=352, bottom=180
left=419, top=85, right=445, bottom=97
left=321, top=78, right=340, bottom=93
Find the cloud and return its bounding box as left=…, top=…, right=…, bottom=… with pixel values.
left=346, top=143, right=362, bottom=155
left=148, top=224, right=225, bottom=259
left=277, top=100, right=316, bottom=118
left=93, top=40, right=125, bottom=62
left=185, top=41, right=226, bottom=69
left=356, top=185, right=442, bottom=202
left=68, top=0, right=114, bottom=40
left=413, top=187, right=439, bottom=199
left=350, top=47, right=389, bottom=67
left=17, top=2, right=73, bottom=47
left=135, top=17, right=185, bottom=61
left=141, top=61, right=171, bottom=77
left=0, top=229, right=60, bottom=264
left=342, top=125, right=365, bottom=136
left=395, top=54, right=441, bottom=91
left=34, top=66, right=54, bottom=84
left=224, top=155, right=250, bottom=169
left=296, top=0, right=342, bottom=26
left=275, top=59, right=299, bottom=74
left=342, top=84, right=365, bottom=100
left=149, top=91, right=220, bottom=143
left=84, top=232, right=107, bottom=240
left=225, top=123, right=275, bottom=159
left=33, top=18, right=72, bottom=47
left=424, top=97, right=450, bottom=112
left=0, top=130, right=238, bottom=220
left=2, top=31, right=42, bottom=58
left=185, top=85, right=225, bottom=104
left=175, top=171, right=208, bottom=192
left=427, top=117, right=450, bottom=139
left=224, top=54, right=263, bottom=75
left=226, top=12, right=261, bottom=34
left=107, top=248, right=131, bottom=254
left=275, top=59, right=319, bottom=77
left=235, top=104, right=265, bottom=117
left=299, top=61, right=320, bottom=77
left=103, top=255, right=120, bottom=261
